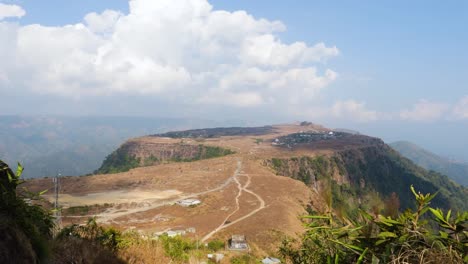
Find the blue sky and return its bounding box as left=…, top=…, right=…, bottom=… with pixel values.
left=1, top=0, right=467, bottom=159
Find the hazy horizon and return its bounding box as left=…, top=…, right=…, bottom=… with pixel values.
left=2, top=114, right=467, bottom=164
left=1, top=0, right=467, bottom=160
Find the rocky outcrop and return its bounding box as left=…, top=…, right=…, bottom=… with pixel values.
left=266, top=144, right=467, bottom=212
left=95, top=141, right=234, bottom=174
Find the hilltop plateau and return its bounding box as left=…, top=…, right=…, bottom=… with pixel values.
left=24, top=123, right=467, bottom=256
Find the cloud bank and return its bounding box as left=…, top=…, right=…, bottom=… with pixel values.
left=0, top=3, right=25, bottom=20
left=0, top=0, right=339, bottom=109
left=399, top=99, right=449, bottom=122
left=452, top=96, right=468, bottom=120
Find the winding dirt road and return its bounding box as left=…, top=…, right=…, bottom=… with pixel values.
left=201, top=160, right=266, bottom=242
left=65, top=157, right=267, bottom=241
left=91, top=160, right=240, bottom=223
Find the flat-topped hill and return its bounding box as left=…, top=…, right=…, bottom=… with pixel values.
left=153, top=125, right=276, bottom=138
left=24, top=123, right=467, bottom=255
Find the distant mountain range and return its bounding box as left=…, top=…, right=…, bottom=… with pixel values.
left=390, top=141, right=468, bottom=186
left=0, top=115, right=242, bottom=178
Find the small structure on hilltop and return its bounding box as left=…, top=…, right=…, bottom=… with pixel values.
left=166, top=229, right=186, bottom=237
left=228, top=235, right=249, bottom=251
left=176, top=198, right=201, bottom=207
left=186, top=227, right=196, bottom=233
left=262, top=257, right=281, bottom=264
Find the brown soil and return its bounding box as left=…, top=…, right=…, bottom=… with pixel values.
left=24, top=123, right=340, bottom=252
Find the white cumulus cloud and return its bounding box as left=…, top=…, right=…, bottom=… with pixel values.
left=0, top=0, right=339, bottom=108
left=330, top=100, right=379, bottom=122
left=0, top=3, right=25, bottom=20
left=84, top=10, right=123, bottom=34
left=399, top=99, right=449, bottom=122
left=452, top=96, right=468, bottom=119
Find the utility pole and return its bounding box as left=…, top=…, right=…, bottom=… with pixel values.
left=53, top=173, right=62, bottom=234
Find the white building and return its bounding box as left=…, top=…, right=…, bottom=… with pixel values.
left=228, top=235, right=249, bottom=251
left=176, top=198, right=201, bottom=207
left=166, top=230, right=186, bottom=237
left=262, top=257, right=281, bottom=264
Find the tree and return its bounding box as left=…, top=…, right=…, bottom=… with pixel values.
left=0, top=160, right=54, bottom=263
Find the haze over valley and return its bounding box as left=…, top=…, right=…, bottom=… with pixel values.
left=1, top=0, right=467, bottom=263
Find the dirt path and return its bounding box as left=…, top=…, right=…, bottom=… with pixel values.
left=201, top=161, right=266, bottom=242
left=92, top=159, right=242, bottom=224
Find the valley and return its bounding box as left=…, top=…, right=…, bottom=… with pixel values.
left=24, top=123, right=468, bottom=256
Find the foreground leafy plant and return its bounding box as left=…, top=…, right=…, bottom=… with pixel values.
left=280, top=185, right=467, bottom=263
left=0, top=160, right=54, bottom=263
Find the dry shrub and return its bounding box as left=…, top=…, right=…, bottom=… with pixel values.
left=117, top=239, right=171, bottom=264
left=0, top=222, right=37, bottom=264
left=51, top=236, right=125, bottom=264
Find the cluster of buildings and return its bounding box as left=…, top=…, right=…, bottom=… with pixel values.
left=271, top=130, right=343, bottom=147
left=153, top=227, right=196, bottom=239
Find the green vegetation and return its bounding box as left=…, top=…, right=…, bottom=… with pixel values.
left=96, top=143, right=234, bottom=174
left=64, top=203, right=112, bottom=216
left=2, top=158, right=466, bottom=263
left=339, top=146, right=467, bottom=211
left=254, top=138, right=264, bottom=144
left=65, top=205, right=91, bottom=215
left=207, top=239, right=225, bottom=251
left=1, top=159, right=254, bottom=263
left=159, top=235, right=197, bottom=261
left=95, top=147, right=141, bottom=174
left=0, top=160, right=54, bottom=263
left=155, top=126, right=273, bottom=138
left=170, top=145, right=235, bottom=162
left=270, top=155, right=332, bottom=185
left=143, top=154, right=159, bottom=166
left=391, top=141, right=468, bottom=186
left=268, top=145, right=468, bottom=212
left=230, top=254, right=258, bottom=264
left=197, top=145, right=235, bottom=159
left=280, top=186, right=468, bottom=264
left=57, top=218, right=124, bottom=252
left=271, top=158, right=283, bottom=170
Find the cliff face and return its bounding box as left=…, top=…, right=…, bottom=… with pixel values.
left=266, top=143, right=467, bottom=212
left=95, top=140, right=234, bottom=174
left=116, top=141, right=205, bottom=161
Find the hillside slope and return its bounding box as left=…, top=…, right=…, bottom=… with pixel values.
left=267, top=132, right=467, bottom=212
left=25, top=123, right=468, bottom=255
left=95, top=138, right=235, bottom=174
left=390, top=141, right=468, bottom=186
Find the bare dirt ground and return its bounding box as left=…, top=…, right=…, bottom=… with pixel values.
left=43, top=189, right=182, bottom=208
left=25, top=123, right=325, bottom=253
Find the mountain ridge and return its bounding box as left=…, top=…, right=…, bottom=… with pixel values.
left=390, top=140, right=468, bottom=186
left=24, top=123, right=468, bottom=254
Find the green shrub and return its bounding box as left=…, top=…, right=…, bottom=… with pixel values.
left=0, top=160, right=55, bottom=263
left=230, top=254, right=258, bottom=264
left=280, top=185, right=468, bottom=263
left=160, top=235, right=196, bottom=261
left=57, top=218, right=124, bottom=251
left=96, top=149, right=141, bottom=174
left=207, top=239, right=225, bottom=251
